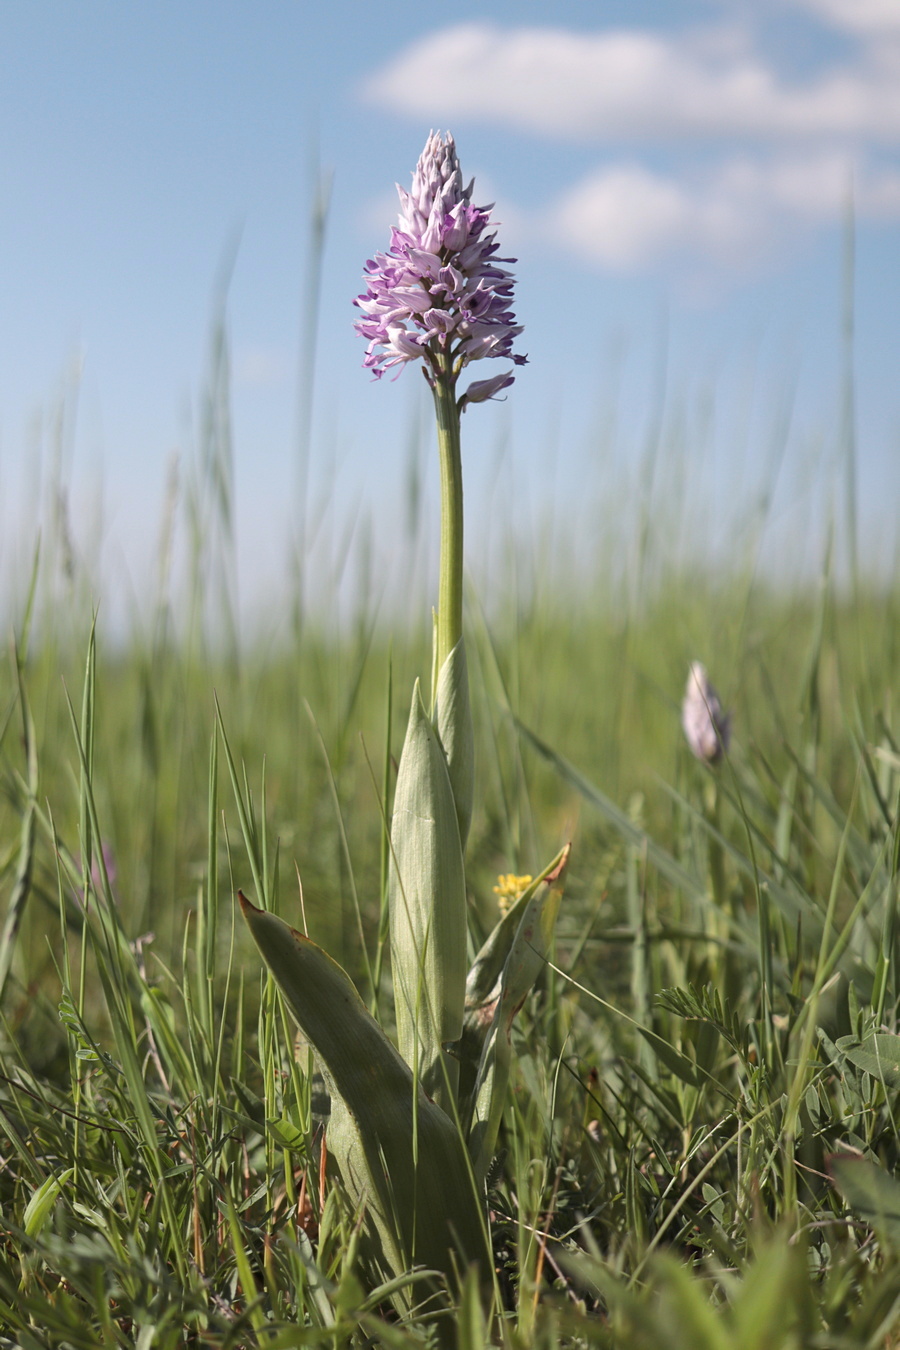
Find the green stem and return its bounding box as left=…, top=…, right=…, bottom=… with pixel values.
left=432, top=361, right=464, bottom=691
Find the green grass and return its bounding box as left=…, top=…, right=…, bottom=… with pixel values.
left=1, top=532, right=900, bottom=1346
left=2, top=246, right=899, bottom=1337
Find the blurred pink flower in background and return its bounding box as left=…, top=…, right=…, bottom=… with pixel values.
left=682, top=661, right=730, bottom=763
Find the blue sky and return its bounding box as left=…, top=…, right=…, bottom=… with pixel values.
left=1, top=1, right=898, bottom=627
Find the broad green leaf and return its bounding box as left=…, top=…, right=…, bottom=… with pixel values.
left=558, top=1248, right=727, bottom=1350
left=637, top=1026, right=701, bottom=1088
left=23, top=1168, right=74, bottom=1239
left=458, top=844, right=571, bottom=1081
left=730, top=1237, right=812, bottom=1350
left=836, top=1032, right=900, bottom=1088
left=829, top=1153, right=900, bottom=1250
left=267, top=1117, right=306, bottom=1151
left=453, top=879, right=544, bottom=1116
left=465, top=847, right=568, bottom=1182
left=466, top=854, right=566, bottom=1010
left=240, top=895, right=488, bottom=1295
left=651, top=1254, right=733, bottom=1350
left=433, top=636, right=474, bottom=851
left=389, top=680, right=466, bottom=1111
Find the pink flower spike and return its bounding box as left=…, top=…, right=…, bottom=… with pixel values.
left=354, top=132, right=526, bottom=396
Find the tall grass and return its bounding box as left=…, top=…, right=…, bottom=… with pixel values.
left=1, top=267, right=900, bottom=1345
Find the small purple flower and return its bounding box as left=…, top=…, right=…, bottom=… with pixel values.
left=682, top=662, right=731, bottom=764
left=354, top=131, right=526, bottom=408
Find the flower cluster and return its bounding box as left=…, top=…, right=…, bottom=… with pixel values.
left=354, top=131, right=527, bottom=408
left=492, top=872, right=533, bottom=916
left=682, top=662, right=731, bottom=763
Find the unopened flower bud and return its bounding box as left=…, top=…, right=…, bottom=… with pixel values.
left=682, top=662, right=730, bottom=763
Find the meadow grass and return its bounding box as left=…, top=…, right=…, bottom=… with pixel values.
left=1, top=519, right=899, bottom=1347
left=0, top=208, right=898, bottom=1339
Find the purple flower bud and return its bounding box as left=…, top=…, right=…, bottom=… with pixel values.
left=354, top=131, right=526, bottom=398
left=682, top=662, right=731, bottom=763
left=459, top=371, right=515, bottom=409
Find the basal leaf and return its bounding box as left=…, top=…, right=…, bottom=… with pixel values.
left=240, top=895, right=488, bottom=1295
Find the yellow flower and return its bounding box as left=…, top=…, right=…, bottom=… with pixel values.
left=492, top=873, right=533, bottom=915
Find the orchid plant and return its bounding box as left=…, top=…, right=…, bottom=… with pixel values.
left=239, top=132, right=568, bottom=1319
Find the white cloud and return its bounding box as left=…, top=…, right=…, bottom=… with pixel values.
left=363, top=21, right=900, bottom=143
left=551, top=165, right=697, bottom=270
left=791, top=0, right=900, bottom=37
left=364, top=17, right=900, bottom=282
left=546, top=153, right=900, bottom=274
